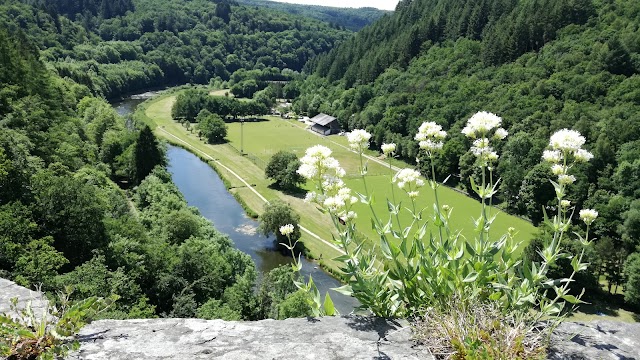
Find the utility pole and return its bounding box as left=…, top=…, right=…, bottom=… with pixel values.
left=240, top=118, right=244, bottom=155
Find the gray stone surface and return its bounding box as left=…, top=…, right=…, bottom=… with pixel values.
left=0, top=278, right=49, bottom=319
left=67, top=316, right=430, bottom=360
left=3, top=278, right=640, bottom=359
left=550, top=321, right=640, bottom=360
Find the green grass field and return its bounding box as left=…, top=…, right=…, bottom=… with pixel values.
left=226, top=115, right=536, bottom=245
left=140, top=90, right=536, bottom=268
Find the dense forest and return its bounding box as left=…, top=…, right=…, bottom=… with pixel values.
left=0, top=23, right=309, bottom=320
left=236, top=0, right=388, bottom=31
left=294, top=0, right=640, bottom=307
left=0, top=0, right=351, bottom=99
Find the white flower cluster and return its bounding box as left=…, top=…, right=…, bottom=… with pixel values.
left=415, top=122, right=447, bottom=154
left=544, top=129, right=593, bottom=163
left=470, top=138, right=499, bottom=162
left=549, top=129, right=586, bottom=153
left=461, top=111, right=507, bottom=165
left=298, top=145, right=357, bottom=223
left=347, top=129, right=372, bottom=153
left=381, top=143, right=396, bottom=156
left=297, top=145, right=345, bottom=180
left=579, top=209, right=598, bottom=226
left=543, top=129, right=593, bottom=186
left=461, top=111, right=505, bottom=138
left=279, top=224, right=295, bottom=236
left=317, top=175, right=358, bottom=222
left=393, top=168, right=424, bottom=196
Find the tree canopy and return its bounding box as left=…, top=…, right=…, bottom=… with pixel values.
left=258, top=200, right=302, bottom=251
left=265, top=151, right=304, bottom=190
left=1, top=0, right=351, bottom=99
left=196, top=110, right=228, bottom=144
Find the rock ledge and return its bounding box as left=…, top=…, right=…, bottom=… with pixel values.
left=69, top=316, right=428, bottom=360
left=2, top=278, right=639, bottom=359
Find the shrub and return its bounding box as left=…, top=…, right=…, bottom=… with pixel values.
left=0, top=291, right=117, bottom=360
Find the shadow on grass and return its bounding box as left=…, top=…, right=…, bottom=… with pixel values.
left=226, top=117, right=270, bottom=123
left=267, top=183, right=308, bottom=199
left=576, top=292, right=640, bottom=321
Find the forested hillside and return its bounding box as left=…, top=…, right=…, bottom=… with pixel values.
left=1, top=0, right=350, bottom=99
left=295, top=0, right=640, bottom=307
left=0, top=26, right=307, bottom=320
left=236, top=0, right=388, bottom=31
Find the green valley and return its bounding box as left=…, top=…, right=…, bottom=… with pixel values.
left=2, top=0, right=640, bottom=357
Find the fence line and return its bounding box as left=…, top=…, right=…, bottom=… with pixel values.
left=226, top=143, right=267, bottom=169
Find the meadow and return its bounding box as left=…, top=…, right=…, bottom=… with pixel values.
left=225, top=113, right=537, bottom=246
left=142, top=90, right=536, bottom=266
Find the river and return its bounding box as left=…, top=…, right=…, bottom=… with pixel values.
left=114, top=94, right=359, bottom=314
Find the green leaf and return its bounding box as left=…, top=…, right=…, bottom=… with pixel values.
left=402, top=225, right=412, bottom=239
left=561, top=294, right=582, bottom=304
left=380, top=237, right=392, bottom=259
left=323, top=293, right=336, bottom=316
left=332, top=285, right=353, bottom=296
left=387, top=199, right=397, bottom=214
left=465, top=241, right=476, bottom=257
left=333, top=254, right=351, bottom=262
left=463, top=272, right=479, bottom=283
left=571, top=256, right=588, bottom=272
left=400, top=237, right=408, bottom=257
left=453, top=246, right=464, bottom=261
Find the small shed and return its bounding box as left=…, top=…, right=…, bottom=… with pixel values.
left=309, top=113, right=340, bottom=136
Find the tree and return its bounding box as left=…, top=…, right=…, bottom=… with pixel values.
left=258, top=200, right=301, bottom=250
left=196, top=111, right=227, bottom=144
left=133, top=125, right=165, bottom=185
left=31, top=170, right=109, bottom=268
left=13, top=236, right=68, bottom=289
left=164, top=210, right=202, bottom=244
left=196, top=298, right=241, bottom=320
left=265, top=151, right=304, bottom=189
left=254, top=264, right=305, bottom=319
left=624, top=253, right=640, bottom=307
left=518, top=164, right=555, bottom=225
left=278, top=290, right=312, bottom=319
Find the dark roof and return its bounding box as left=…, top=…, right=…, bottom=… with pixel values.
left=309, top=113, right=336, bottom=126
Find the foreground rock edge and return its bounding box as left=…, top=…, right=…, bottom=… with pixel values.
left=68, top=316, right=429, bottom=360
left=2, top=278, right=639, bottom=359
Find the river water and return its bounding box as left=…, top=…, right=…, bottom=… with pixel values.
left=114, top=94, right=358, bottom=314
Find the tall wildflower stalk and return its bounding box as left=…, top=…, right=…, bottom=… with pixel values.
left=295, top=113, right=597, bottom=358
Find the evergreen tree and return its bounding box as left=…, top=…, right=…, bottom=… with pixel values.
left=133, top=126, right=165, bottom=184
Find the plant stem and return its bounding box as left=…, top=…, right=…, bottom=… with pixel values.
left=360, top=152, right=382, bottom=230
left=389, top=158, right=402, bottom=229
left=431, top=159, right=444, bottom=243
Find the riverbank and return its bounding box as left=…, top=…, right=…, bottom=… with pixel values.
left=136, top=86, right=539, bottom=265
left=134, top=89, right=348, bottom=276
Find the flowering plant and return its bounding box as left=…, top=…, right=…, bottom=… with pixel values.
left=296, top=113, right=596, bottom=357
left=279, top=222, right=337, bottom=317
